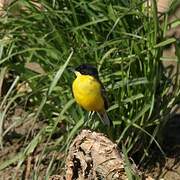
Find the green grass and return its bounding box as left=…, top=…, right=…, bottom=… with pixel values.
left=0, top=0, right=179, bottom=178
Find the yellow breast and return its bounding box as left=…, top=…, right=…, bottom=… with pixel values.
left=72, top=74, right=104, bottom=112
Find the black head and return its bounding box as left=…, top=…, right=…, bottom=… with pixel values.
left=75, top=64, right=99, bottom=78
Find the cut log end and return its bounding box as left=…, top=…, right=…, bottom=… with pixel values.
left=65, top=129, right=139, bottom=180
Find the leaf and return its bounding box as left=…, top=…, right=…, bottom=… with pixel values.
left=25, top=62, right=46, bottom=74
left=154, top=38, right=176, bottom=48
left=48, top=50, right=73, bottom=95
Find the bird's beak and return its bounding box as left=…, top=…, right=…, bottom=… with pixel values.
left=67, top=66, right=81, bottom=77
left=74, top=71, right=81, bottom=76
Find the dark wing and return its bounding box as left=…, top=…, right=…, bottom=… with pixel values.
left=98, top=79, right=109, bottom=110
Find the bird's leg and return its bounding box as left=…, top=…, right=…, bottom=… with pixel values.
left=90, top=111, right=97, bottom=129
left=83, top=111, right=96, bottom=127
left=88, top=111, right=94, bottom=125
left=83, top=111, right=92, bottom=127
left=83, top=112, right=89, bottom=127
left=90, top=111, right=95, bottom=120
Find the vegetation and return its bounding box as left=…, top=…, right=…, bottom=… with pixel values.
left=0, top=0, right=179, bottom=178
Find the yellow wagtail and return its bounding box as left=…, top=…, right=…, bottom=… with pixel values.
left=72, top=64, right=112, bottom=126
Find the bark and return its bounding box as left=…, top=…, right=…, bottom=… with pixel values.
left=65, top=129, right=139, bottom=180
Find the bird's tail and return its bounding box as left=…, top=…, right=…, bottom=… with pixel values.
left=98, top=110, right=112, bottom=127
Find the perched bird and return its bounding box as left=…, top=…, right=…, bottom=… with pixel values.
left=72, top=64, right=112, bottom=126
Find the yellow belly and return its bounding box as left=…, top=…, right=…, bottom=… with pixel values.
left=72, top=75, right=104, bottom=112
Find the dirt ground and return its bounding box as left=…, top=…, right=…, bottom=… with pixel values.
left=0, top=107, right=180, bottom=179
left=144, top=112, right=180, bottom=180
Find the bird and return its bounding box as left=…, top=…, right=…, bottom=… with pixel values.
left=72, top=64, right=112, bottom=126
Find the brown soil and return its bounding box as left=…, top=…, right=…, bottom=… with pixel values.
left=0, top=106, right=180, bottom=179
left=145, top=113, right=180, bottom=180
